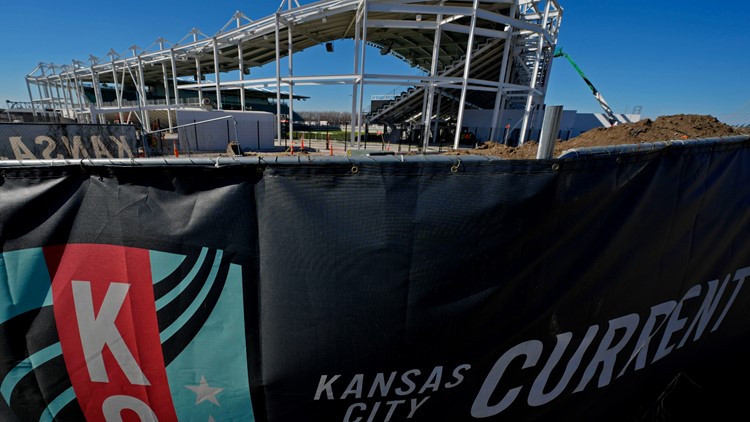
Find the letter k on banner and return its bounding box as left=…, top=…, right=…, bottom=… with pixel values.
left=45, top=244, right=177, bottom=421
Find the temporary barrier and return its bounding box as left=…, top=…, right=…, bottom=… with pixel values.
left=175, top=110, right=275, bottom=153
left=0, top=123, right=138, bottom=160
left=0, top=136, right=749, bottom=421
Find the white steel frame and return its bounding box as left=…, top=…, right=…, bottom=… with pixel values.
left=26, top=0, right=562, bottom=148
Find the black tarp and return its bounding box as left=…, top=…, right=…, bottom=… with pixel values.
left=0, top=136, right=749, bottom=421
left=0, top=123, right=138, bottom=159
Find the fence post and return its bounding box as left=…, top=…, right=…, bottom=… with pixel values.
left=537, top=105, right=563, bottom=159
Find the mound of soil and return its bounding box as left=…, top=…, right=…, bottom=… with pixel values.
left=453, top=114, right=746, bottom=159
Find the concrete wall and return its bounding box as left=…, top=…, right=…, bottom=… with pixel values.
left=175, top=110, right=276, bottom=152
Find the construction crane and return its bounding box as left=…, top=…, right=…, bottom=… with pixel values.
left=553, top=47, right=619, bottom=127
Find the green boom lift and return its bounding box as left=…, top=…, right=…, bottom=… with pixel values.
left=553, top=47, right=619, bottom=126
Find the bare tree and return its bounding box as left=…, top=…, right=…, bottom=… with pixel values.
left=297, top=111, right=352, bottom=125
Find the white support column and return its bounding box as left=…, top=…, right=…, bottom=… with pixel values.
left=170, top=48, right=180, bottom=108
left=238, top=43, right=246, bottom=110
left=356, top=0, right=369, bottom=148
left=37, top=67, right=49, bottom=120
left=350, top=3, right=363, bottom=147
left=94, top=73, right=105, bottom=123
left=539, top=11, right=561, bottom=101
left=287, top=2, right=295, bottom=146
left=420, top=88, right=429, bottom=144
left=431, top=89, right=443, bottom=145
left=69, top=63, right=78, bottom=110
left=89, top=65, right=104, bottom=124
left=136, top=56, right=151, bottom=132
left=236, top=15, right=247, bottom=111
left=120, top=69, right=127, bottom=109
left=36, top=80, right=46, bottom=120
left=64, top=76, right=73, bottom=119
left=161, top=62, right=173, bottom=128
left=194, top=31, right=203, bottom=106
left=422, top=3, right=444, bottom=149
left=45, top=83, right=53, bottom=116
left=59, top=77, right=71, bottom=120
left=110, top=53, right=125, bottom=123
left=489, top=4, right=517, bottom=142
left=452, top=0, right=480, bottom=150
left=157, top=39, right=173, bottom=130
left=275, top=13, right=283, bottom=144
left=518, top=0, right=551, bottom=145
left=71, top=62, right=84, bottom=120
left=40, top=68, right=52, bottom=119
left=25, top=78, right=37, bottom=118
left=212, top=37, right=222, bottom=110
left=53, top=77, right=64, bottom=118
left=61, top=77, right=72, bottom=118
left=49, top=77, right=58, bottom=114
left=66, top=76, right=77, bottom=118
left=71, top=76, right=80, bottom=112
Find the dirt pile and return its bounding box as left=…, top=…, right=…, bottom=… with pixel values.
left=455, top=114, right=746, bottom=159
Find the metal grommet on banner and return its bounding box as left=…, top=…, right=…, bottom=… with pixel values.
left=256, top=166, right=264, bottom=174
left=616, top=157, right=622, bottom=164
left=351, top=165, right=359, bottom=174
left=450, top=157, right=462, bottom=173
left=552, top=163, right=560, bottom=171
left=0, top=171, right=5, bottom=178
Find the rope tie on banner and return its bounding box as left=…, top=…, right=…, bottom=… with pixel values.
left=256, top=156, right=266, bottom=174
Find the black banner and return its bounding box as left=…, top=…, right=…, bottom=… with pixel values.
left=1, top=137, right=749, bottom=421
left=0, top=123, right=138, bottom=159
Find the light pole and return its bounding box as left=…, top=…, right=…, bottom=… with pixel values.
left=343, top=121, right=348, bottom=151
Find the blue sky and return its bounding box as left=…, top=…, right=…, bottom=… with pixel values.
left=1, top=0, right=748, bottom=124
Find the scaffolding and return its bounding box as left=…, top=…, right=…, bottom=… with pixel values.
left=25, top=0, right=562, bottom=148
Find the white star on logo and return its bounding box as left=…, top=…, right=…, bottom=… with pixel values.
left=186, top=376, right=224, bottom=406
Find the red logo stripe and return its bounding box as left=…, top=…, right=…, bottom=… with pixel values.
left=46, top=244, right=177, bottom=421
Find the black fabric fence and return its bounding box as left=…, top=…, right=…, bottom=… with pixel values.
left=0, top=123, right=139, bottom=160
left=0, top=136, right=749, bottom=421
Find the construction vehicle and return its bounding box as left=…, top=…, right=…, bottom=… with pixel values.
left=553, top=47, right=619, bottom=127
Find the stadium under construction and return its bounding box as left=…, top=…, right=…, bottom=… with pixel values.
left=23, top=0, right=567, bottom=150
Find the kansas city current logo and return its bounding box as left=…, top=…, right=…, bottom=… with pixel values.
left=0, top=244, right=254, bottom=421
